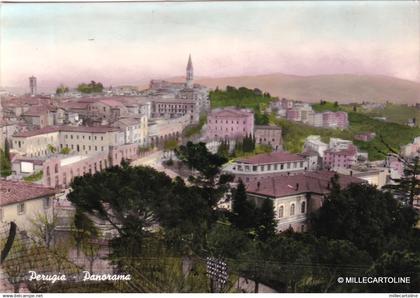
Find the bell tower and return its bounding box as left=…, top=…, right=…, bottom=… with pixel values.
left=186, top=54, right=193, bottom=88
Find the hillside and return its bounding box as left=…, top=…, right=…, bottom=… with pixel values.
left=186, top=73, right=420, bottom=104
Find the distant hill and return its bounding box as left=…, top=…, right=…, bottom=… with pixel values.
left=167, top=73, right=420, bottom=104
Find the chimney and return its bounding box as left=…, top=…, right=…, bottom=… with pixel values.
left=295, top=183, right=299, bottom=191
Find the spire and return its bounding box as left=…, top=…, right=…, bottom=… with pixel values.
left=186, top=54, right=194, bottom=88
left=187, top=54, right=193, bottom=71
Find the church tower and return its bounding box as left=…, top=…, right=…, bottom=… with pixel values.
left=186, top=54, right=193, bottom=88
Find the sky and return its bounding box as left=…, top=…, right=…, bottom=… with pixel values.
left=1, top=1, right=419, bottom=91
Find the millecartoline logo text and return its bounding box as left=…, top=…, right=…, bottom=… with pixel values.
left=27, top=271, right=131, bottom=283
left=337, top=276, right=410, bottom=284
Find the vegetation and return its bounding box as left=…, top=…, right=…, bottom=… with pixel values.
left=60, top=146, right=71, bottom=154
left=271, top=107, right=420, bottom=160
left=209, top=86, right=273, bottom=125
left=56, top=84, right=69, bottom=95
left=77, top=81, right=104, bottom=93
left=183, top=114, right=207, bottom=138
left=23, top=171, right=43, bottom=182
left=0, top=146, right=12, bottom=177
left=363, top=103, right=420, bottom=128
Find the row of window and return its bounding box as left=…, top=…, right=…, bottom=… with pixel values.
left=64, top=134, right=104, bottom=141
left=277, top=201, right=306, bottom=218
left=209, top=119, right=248, bottom=125
left=235, top=161, right=304, bottom=172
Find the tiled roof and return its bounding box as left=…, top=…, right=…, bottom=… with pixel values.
left=22, top=106, right=50, bottom=116
left=246, top=170, right=363, bottom=198
left=98, top=99, right=125, bottom=108
left=60, top=101, right=89, bottom=110
left=237, top=151, right=304, bottom=164
left=325, top=144, right=357, bottom=156
left=210, top=108, right=253, bottom=118
left=0, top=180, right=57, bottom=206
left=13, top=126, right=60, bottom=137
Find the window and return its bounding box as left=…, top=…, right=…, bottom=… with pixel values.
left=301, top=225, right=305, bottom=232
left=17, top=203, right=25, bottom=215
left=43, top=197, right=51, bottom=209
left=278, top=206, right=284, bottom=218
left=301, top=201, right=306, bottom=213
left=70, top=135, right=73, bottom=139
left=290, top=203, right=295, bottom=216
left=54, top=164, right=58, bottom=173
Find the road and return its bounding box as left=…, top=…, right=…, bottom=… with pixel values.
left=130, top=150, right=180, bottom=179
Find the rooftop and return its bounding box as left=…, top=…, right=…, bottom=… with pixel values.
left=13, top=125, right=120, bottom=137
left=0, top=180, right=57, bottom=206
left=246, top=170, right=364, bottom=198
left=209, top=108, right=253, bottom=118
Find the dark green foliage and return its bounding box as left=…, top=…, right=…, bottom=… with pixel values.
left=217, top=140, right=230, bottom=158
left=68, top=164, right=174, bottom=257
left=367, top=250, right=420, bottom=292
left=0, top=147, right=11, bottom=177
left=311, top=183, right=418, bottom=257
left=77, top=81, right=104, bottom=93
left=56, top=84, right=69, bottom=94
left=231, top=180, right=257, bottom=231
left=234, top=134, right=255, bottom=153
left=254, top=111, right=270, bottom=125
left=255, top=199, right=276, bottom=242
left=207, top=223, right=252, bottom=259
left=209, top=86, right=273, bottom=110
left=175, top=141, right=227, bottom=182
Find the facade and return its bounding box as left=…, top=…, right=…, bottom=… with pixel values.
left=29, top=76, right=37, bottom=96
left=148, top=113, right=190, bottom=147
left=322, top=111, right=349, bottom=129
left=152, top=98, right=198, bottom=124
left=336, top=166, right=388, bottom=188
left=21, top=106, right=54, bottom=128
left=11, top=125, right=125, bottom=157
left=112, top=116, right=148, bottom=147
left=88, top=99, right=129, bottom=124
left=400, top=137, right=420, bottom=158
left=246, top=171, right=363, bottom=232
left=206, top=108, right=254, bottom=141
left=254, top=125, right=283, bottom=151
left=224, top=151, right=307, bottom=182
left=304, top=135, right=328, bottom=158
left=0, top=180, right=57, bottom=231
left=323, top=144, right=358, bottom=170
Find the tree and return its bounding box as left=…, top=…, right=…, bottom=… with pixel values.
left=0, top=148, right=11, bottom=177
left=71, top=209, right=99, bottom=257
left=367, top=250, right=420, bottom=292
left=255, top=199, right=276, bottom=242
left=30, top=211, right=59, bottom=249
left=231, top=180, right=256, bottom=231
left=47, top=144, right=57, bottom=154
left=68, top=164, right=174, bottom=258
left=311, top=182, right=418, bottom=257
left=60, top=146, right=71, bottom=154
left=56, top=84, right=69, bottom=95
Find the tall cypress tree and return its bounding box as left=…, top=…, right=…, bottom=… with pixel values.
left=255, top=198, right=276, bottom=242
left=231, top=180, right=256, bottom=231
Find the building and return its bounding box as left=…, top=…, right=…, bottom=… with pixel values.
left=322, top=111, right=349, bottom=129
left=0, top=180, right=57, bottom=231
left=286, top=108, right=301, bottom=122
left=400, top=137, right=420, bottom=158
left=111, top=116, right=148, bottom=147
left=336, top=165, right=389, bottom=188
left=303, top=135, right=328, bottom=158
left=29, top=76, right=37, bottom=96
left=223, top=151, right=307, bottom=182
left=21, top=105, right=54, bottom=128
left=152, top=98, right=198, bottom=124
left=254, top=125, right=283, bottom=151
left=87, top=99, right=129, bottom=124
left=354, top=132, right=376, bottom=142
left=323, top=144, right=358, bottom=170
left=206, top=108, right=254, bottom=141
left=186, top=54, right=193, bottom=88
left=148, top=113, right=190, bottom=147
left=11, top=125, right=124, bottom=158
left=246, top=171, right=364, bottom=232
